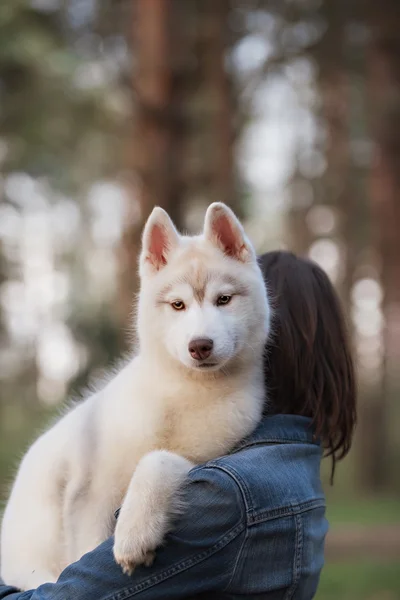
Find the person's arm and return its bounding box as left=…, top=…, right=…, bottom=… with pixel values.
left=0, top=581, right=20, bottom=600
left=0, top=465, right=246, bottom=600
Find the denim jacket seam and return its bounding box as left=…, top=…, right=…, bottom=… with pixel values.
left=186, top=464, right=208, bottom=477
left=284, top=512, right=303, bottom=600
left=248, top=498, right=325, bottom=525
left=223, top=525, right=249, bottom=593
left=231, top=438, right=319, bottom=454
left=104, top=522, right=245, bottom=600
left=203, top=464, right=252, bottom=515
left=186, top=464, right=248, bottom=510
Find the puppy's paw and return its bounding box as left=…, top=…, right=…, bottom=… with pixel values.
left=112, top=450, right=191, bottom=575
left=113, top=537, right=156, bottom=576
left=113, top=518, right=164, bottom=575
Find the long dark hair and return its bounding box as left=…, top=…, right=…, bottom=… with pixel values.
left=259, top=251, right=357, bottom=482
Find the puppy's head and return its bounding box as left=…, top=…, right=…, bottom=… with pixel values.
left=137, top=203, right=270, bottom=373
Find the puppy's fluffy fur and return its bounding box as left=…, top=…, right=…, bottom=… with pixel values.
left=1, top=203, right=270, bottom=590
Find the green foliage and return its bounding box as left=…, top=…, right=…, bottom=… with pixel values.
left=67, top=307, right=124, bottom=397
left=316, top=561, right=400, bottom=600
left=0, top=0, right=128, bottom=414
left=327, top=497, right=400, bottom=528
left=0, top=0, right=127, bottom=192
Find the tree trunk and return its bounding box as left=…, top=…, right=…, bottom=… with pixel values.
left=204, top=0, right=235, bottom=208
left=118, top=1, right=237, bottom=333
left=317, top=0, right=355, bottom=310
left=362, top=0, right=400, bottom=490
left=118, top=0, right=182, bottom=333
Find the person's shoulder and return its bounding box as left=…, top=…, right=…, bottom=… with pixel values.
left=194, top=439, right=325, bottom=520
left=176, top=459, right=247, bottom=538
left=187, top=458, right=246, bottom=518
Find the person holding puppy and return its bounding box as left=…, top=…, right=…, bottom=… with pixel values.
left=0, top=251, right=356, bottom=600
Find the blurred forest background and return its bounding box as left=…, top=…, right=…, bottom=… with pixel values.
left=0, top=1, right=399, bottom=598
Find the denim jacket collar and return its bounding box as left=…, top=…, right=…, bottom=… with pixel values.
left=232, top=414, right=319, bottom=454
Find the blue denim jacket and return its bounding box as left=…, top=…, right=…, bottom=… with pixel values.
left=0, top=414, right=327, bottom=600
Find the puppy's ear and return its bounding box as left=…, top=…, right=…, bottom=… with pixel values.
left=204, top=203, right=255, bottom=262
left=140, top=207, right=180, bottom=275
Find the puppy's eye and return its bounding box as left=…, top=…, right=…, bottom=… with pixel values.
left=217, top=295, right=232, bottom=306
left=171, top=300, right=185, bottom=311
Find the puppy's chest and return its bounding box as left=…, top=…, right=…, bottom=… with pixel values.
left=155, top=402, right=231, bottom=463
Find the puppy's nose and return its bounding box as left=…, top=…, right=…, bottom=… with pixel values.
left=188, top=338, right=214, bottom=361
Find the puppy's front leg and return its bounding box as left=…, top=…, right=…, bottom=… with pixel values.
left=113, top=450, right=194, bottom=575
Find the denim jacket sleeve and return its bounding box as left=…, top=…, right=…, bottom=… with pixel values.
left=0, top=466, right=247, bottom=600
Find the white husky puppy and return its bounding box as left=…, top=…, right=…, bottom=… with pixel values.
left=1, top=203, right=270, bottom=590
